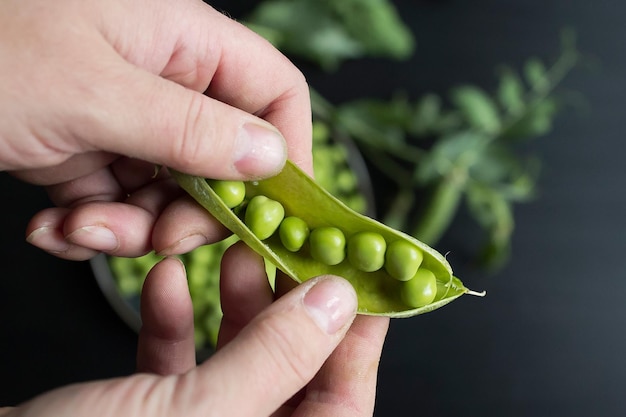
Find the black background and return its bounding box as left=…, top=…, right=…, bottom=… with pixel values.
left=1, top=1, right=625, bottom=416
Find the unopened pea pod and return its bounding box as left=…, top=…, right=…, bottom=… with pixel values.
left=170, top=161, right=484, bottom=317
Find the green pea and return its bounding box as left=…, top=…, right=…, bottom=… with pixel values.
left=279, top=216, right=310, bottom=252
left=171, top=160, right=482, bottom=317
left=385, top=240, right=424, bottom=281
left=347, top=232, right=386, bottom=272
left=401, top=269, right=437, bottom=308
left=207, top=180, right=246, bottom=208
left=244, top=195, right=285, bottom=240
left=309, top=227, right=346, bottom=266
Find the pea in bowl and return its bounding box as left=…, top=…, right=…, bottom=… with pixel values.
left=91, top=122, right=375, bottom=358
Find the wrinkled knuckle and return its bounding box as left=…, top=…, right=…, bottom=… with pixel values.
left=287, top=68, right=309, bottom=101
left=171, top=93, right=212, bottom=168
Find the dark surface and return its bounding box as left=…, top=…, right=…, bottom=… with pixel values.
left=1, top=1, right=625, bottom=416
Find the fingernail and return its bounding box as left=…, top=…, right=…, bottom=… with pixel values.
left=66, top=226, right=118, bottom=251
left=303, top=277, right=357, bottom=335
left=26, top=226, right=70, bottom=253
left=157, top=233, right=208, bottom=256
left=233, top=123, right=286, bottom=178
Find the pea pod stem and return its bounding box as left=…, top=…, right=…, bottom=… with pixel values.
left=466, top=289, right=487, bottom=297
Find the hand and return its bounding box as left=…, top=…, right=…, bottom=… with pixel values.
left=0, top=2, right=390, bottom=415
left=0, top=0, right=311, bottom=259
left=2, top=243, right=389, bottom=417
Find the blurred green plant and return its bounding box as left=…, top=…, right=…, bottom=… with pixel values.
left=244, top=0, right=414, bottom=70
left=109, top=1, right=583, bottom=351
left=109, top=120, right=369, bottom=349
left=244, top=1, right=581, bottom=270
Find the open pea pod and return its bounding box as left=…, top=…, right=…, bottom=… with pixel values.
left=170, top=161, right=483, bottom=318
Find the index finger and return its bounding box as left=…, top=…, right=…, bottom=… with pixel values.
left=105, top=0, right=314, bottom=174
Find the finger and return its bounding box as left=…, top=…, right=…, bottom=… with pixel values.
left=7, top=0, right=310, bottom=178
left=44, top=165, right=125, bottom=208
left=27, top=202, right=154, bottom=257
left=28, top=177, right=185, bottom=257
left=216, top=241, right=275, bottom=349
left=137, top=257, right=196, bottom=375
left=72, top=2, right=311, bottom=179
left=11, top=151, right=119, bottom=186
left=181, top=275, right=357, bottom=417
left=78, top=60, right=289, bottom=180
left=273, top=274, right=389, bottom=416
left=109, top=158, right=170, bottom=194
left=25, top=208, right=99, bottom=260
left=287, top=315, right=390, bottom=417
left=110, top=0, right=313, bottom=174
left=24, top=157, right=167, bottom=208
left=27, top=187, right=228, bottom=258
left=152, top=195, right=231, bottom=256
left=46, top=157, right=168, bottom=207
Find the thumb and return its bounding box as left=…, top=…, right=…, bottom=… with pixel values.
left=78, top=66, right=287, bottom=180
left=5, top=276, right=357, bottom=417
left=185, top=276, right=358, bottom=416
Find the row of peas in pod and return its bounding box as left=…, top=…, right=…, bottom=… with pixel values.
left=172, top=160, right=475, bottom=317
left=108, top=122, right=377, bottom=353
left=207, top=179, right=439, bottom=309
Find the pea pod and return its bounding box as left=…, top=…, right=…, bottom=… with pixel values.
left=170, top=161, right=484, bottom=317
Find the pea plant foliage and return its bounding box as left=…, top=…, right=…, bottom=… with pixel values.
left=243, top=0, right=583, bottom=270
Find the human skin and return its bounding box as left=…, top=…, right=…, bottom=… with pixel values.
left=1, top=0, right=312, bottom=260
left=1, top=247, right=389, bottom=417
left=0, top=0, right=389, bottom=415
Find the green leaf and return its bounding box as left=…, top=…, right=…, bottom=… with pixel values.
left=496, top=67, right=525, bottom=115
left=335, top=100, right=408, bottom=150
left=324, top=0, right=415, bottom=59
left=346, top=95, right=413, bottom=128
left=468, top=145, right=538, bottom=202
left=502, top=98, right=559, bottom=139
left=245, top=0, right=415, bottom=70
left=409, top=93, right=442, bottom=136
left=414, top=131, right=488, bottom=184
left=523, top=57, right=549, bottom=92
left=244, top=0, right=363, bottom=70
left=465, top=183, right=514, bottom=268
left=477, top=239, right=511, bottom=271
left=450, top=85, right=502, bottom=134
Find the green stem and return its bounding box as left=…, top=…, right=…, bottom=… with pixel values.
left=382, top=187, right=415, bottom=231
left=359, top=144, right=413, bottom=184
left=311, top=88, right=425, bottom=164
left=500, top=41, right=580, bottom=134
left=411, top=174, right=465, bottom=246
